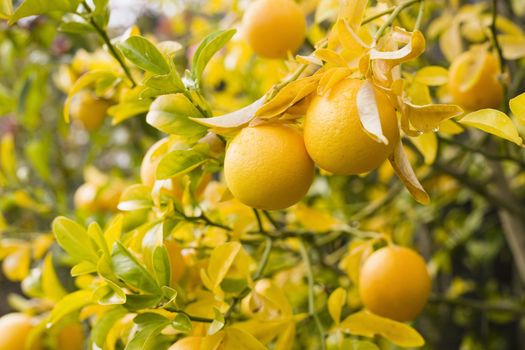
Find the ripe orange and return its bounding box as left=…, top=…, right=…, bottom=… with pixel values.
left=224, top=124, right=314, bottom=210
left=57, top=323, right=84, bottom=350
left=448, top=49, right=503, bottom=110
left=169, top=336, right=203, bottom=350
left=70, top=92, right=111, bottom=131
left=304, top=79, right=399, bottom=175
left=0, top=313, right=41, bottom=350
left=358, top=246, right=431, bottom=322
left=242, top=0, right=306, bottom=59
left=165, top=240, right=186, bottom=285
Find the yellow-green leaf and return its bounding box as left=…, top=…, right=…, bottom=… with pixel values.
left=328, top=287, right=347, bottom=325
left=42, top=253, right=68, bottom=302
left=2, top=246, right=30, bottom=281
left=191, top=97, right=264, bottom=130
left=340, top=311, right=425, bottom=348
left=414, top=66, right=449, bottom=86
left=1, top=133, right=16, bottom=180
left=204, top=242, right=241, bottom=291
left=458, top=109, right=523, bottom=145
left=388, top=140, right=430, bottom=205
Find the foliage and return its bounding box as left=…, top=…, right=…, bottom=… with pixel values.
left=0, top=0, right=525, bottom=349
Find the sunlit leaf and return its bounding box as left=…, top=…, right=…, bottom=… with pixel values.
left=119, top=36, right=170, bottom=75
left=357, top=81, right=388, bottom=144
left=48, top=290, right=93, bottom=326
left=339, top=0, right=368, bottom=29
left=191, top=97, right=264, bottom=130
left=388, top=140, right=430, bottom=204
left=203, top=242, right=241, bottom=291
left=52, top=217, right=98, bottom=262
left=414, top=66, right=449, bottom=86
left=410, top=133, right=438, bottom=165
left=156, top=147, right=209, bottom=180
left=458, top=109, right=523, bottom=145
left=118, top=184, right=153, bottom=211
left=340, top=311, right=425, bottom=348
left=509, top=92, right=525, bottom=124
left=9, top=0, right=80, bottom=24
left=328, top=287, right=347, bottom=325
left=192, top=29, right=236, bottom=83
left=402, top=100, right=464, bottom=133
left=0, top=0, right=13, bottom=19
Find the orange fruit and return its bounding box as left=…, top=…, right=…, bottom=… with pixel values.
left=304, top=79, right=399, bottom=175
left=242, top=0, right=306, bottom=59
left=169, top=336, right=203, bottom=350
left=448, top=49, right=503, bottom=110
left=57, top=323, right=84, bottom=350
left=358, top=246, right=431, bottom=322
left=224, top=124, right=314, bottom=210
left=0, top=313, right=41, bottom=350
left=70, top=92, right=111, bottom=131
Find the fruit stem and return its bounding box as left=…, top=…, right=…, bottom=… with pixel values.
left=373, top=0, right=421, bottom=42
left=414, top=0, right=426, bottom=31
left=81, top=1, right=137, bottom=88
left=299, top=240, right=326, bottom=350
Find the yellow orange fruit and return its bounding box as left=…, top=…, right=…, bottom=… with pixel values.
left=358, top=246, right=431, bottom=322
left=448, top=49, right=503, bottom=110
left=242, top=0, right=306, bottom=59
left=224, top=124, right=314, bottom=210
left=304, top=79, right=399, bottom=175
left=0, top=313, right=41, bottom=350
left=70, top=92, right=111, bottom=131
left=169, top=336, right=203, bottom=350
left=57, top=323, right=84, bottom=350
left=165, top=240, right=186, bottom=285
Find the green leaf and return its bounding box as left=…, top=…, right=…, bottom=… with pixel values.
left=125, top=313, right=171, bottom=350
left=9, top=0, right=81, bottom=24
left=91, top=307, right=127, bottom=348
left=142, top=70, right=185, bottom=98
left=156, top=147, right=209, bottom=180
left=220, top=278, right=248, bottom=294
left=48, top=290, right=93, bottom=326
left=340, top=311, right=425, bottom=348
left=58, top=21, right=94, bottom=34
left=42, top=253, right=67, bottom=302
left=1, top=133, right=16, bottom=180
left=108, top=99, right=152, bottom=125
left=93, top=280, right=127, bottom=305
left=25, top=138, right=51, bottom=180
left=124, top=294, right=162, bottom=311
left=192, top=29, right=236, bottom=82
left=119, top=36, right=170, bottom=75
left=146, top=94, right=206, bottom=138
left=52, top=216, right=98, bottom=262
left=118, top=184, right=153, bottom=211
left=152, top=245, right=171, bottom=288
left=208, top=308, right=225, bottom=335
left=111, top=242, right=160, bottom=294
left=172, top=313, right=192, bottom=333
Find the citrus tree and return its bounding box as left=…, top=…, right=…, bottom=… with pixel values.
left=0, top=0, right=525, bottom=349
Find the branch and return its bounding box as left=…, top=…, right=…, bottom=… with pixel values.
left=299, top=240, right=326, bottom=350
left=81, top=1, right=137, bottom=87
left=429, top=295, right=525, bottom=315
left=374, top=0, right=421, bottom=41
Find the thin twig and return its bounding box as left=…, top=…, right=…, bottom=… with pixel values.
left=414, top=0, right=426, bottom=31
left=374, top=0, right=421, bottom=41
left=81, top=1, right=137, bottom=87
left=299, top=240, right=326, bottom=350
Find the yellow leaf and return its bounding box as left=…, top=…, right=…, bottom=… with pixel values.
left=339, top=0, right=368, bottom=29
left=388, top=140, right=430, bottom=205
left=42, top=253, right=68, bottom=302
left=291, top=203, right=341, bottom=232
left=223, top=327, right=267, bottom=350
left=402, top=101, right=464, bottom=133
left=191, top=97, right=264, bottom=130
left=498, top=34, right=525, bottom=60
left=2, top=246, right=30, bottom=281
left=458, top=109, right=523, bottom=145
left=318, top=67, right=352, bottom=95
left=439, top=20, right=462, bottom=62
left=1, top=133, right=16, bottom=180
left=336, top=19, right=370, bottom=58
left=314, top=48, right=348, bottom=67
left=410, top=133, right=437, bottom=165
left=339, top=240, right=374, bottom=283
left=357, top=81, right=388, bottom=144
left=414, top=66, right=449, bottom=86
left=510, top=92, right=525, bottom=124
left=205, top=242, right=241, bottom=291
left=256, top=75, right=321, bottom=119
left=369, top=30, right=426, bottom=67
left=438, top=119, right=464, bottom=135
left=340, top=311, right=425, bottom=348
left=328, top=288, right=347, bottom=325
